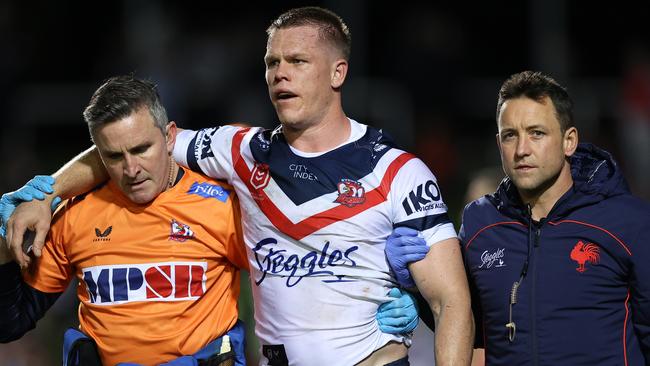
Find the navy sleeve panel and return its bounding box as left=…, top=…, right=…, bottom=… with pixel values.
left=393, top=212, right=452, bottom=232
left=629, top=219, right=650, bottom=365
left=186, top=131, right=201, bottom=174
left=0, top=262, right=62, bottom=343
left=459, top=205, right=484, bottom=348
left=469, top=275, right=484, bottom=348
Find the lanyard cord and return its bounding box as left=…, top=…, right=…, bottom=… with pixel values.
left=506, top=205, right=534, bottom=342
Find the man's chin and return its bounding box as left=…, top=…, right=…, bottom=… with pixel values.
left=278, top=117, right=308, bottom=131
left=124, top=190, right=156, bottom=205
left=132, top=196, right=155, bottom=205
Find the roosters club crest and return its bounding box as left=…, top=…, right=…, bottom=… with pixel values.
left=250, top=162, right=271, bottom=190
left=334, top=179, right=366, bottom=207
left=570, top=241, right=600, bottom=272
left=169, top=219, right=194, bottom=242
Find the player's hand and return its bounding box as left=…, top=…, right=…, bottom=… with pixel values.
left=1, top=175, right=60, bottom=268
left=385, top=227, right=429, bottom=288
left=0, top=175, right=60, bottom=236
left=5, top=200, right=54, bottom=268
left=376, top=287, right=419, bottom=334
left=1, top=176, right=54, bottom=237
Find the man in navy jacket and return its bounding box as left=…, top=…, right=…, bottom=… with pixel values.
left=387, top=70, right=650, bottom=365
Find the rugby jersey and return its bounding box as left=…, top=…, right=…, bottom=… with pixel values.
left=174, top=119, right=456, bottom=365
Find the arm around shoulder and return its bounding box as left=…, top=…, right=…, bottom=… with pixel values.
left=52, top=145, right=108, bottom=201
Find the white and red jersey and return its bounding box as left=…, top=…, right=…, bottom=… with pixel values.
left=174, top=119, right=456, bottom=365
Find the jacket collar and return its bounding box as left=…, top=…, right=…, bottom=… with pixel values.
left=489, top=143, right=628, bottom=221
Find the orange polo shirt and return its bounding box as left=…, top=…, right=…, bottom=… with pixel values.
left=24, top=167, right=247, bottom=365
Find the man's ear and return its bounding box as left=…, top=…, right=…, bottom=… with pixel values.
left=165, top=121, right=177, bottom=154
left=563, top=126, right=578, bottom=158
left=331, top=59, right=348, bottom=89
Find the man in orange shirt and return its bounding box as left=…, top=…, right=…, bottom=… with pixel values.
left=0, top=75, right=248, bottom=365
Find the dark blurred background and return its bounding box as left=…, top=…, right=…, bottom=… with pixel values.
left=1, top=1, right=649, bottom=364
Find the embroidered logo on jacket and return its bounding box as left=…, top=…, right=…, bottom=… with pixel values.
left=93, top=226, right=112, bottom=242
left=570, top=241, right=600, bottom=272
left=478, top=248, right=506, bottom=269
left=334, top=179, right=366, bottom=207
left=169, top=219, right=194, bottom=242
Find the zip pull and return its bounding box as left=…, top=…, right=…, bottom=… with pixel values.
left=506, top=277, right=522, bottom=342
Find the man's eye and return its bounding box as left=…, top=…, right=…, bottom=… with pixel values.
left=132, top=146, right=149, bottom=155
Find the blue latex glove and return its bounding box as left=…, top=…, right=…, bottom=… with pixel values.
left=385, top=227, right=429, bottom=288
left=0, top=175, right=60, bottom=238
left=376, top=288, right=419, bottom=334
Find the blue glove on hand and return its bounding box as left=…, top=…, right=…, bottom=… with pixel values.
left=376, top=287, right=419, bottom=334
left=0, top=175, right=60, bottom=238
left=385, top=227, right=429, bottom=288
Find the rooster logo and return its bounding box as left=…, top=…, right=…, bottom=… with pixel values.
left=169, top=219, right=194, bottom=242
left=334, top=179, right=366, bottom=207
left=570, top=241, right=600, bottom=273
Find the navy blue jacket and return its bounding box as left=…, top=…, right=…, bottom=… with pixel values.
left=460, top=143, right=650, bottom=366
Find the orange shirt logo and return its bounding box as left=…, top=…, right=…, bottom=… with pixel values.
left=82, top=262, right=207, bottom=304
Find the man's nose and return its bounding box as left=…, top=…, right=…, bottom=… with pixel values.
left=273, top=61, right=289, bottom=82
left=123, top=155, right=140, bottom=178
left=515, top=136, right=531, bottom=157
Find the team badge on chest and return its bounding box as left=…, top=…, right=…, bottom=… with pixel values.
left=169, top=219, right=194, bottom=242
left=334, top=179, right=366, bottom=207
left=570, top=241, right=600, bottom=272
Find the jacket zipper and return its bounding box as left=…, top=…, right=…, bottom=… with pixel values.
left=531, top=225, right=541, bottom=366
left=525, top=205, right=543, bottom=366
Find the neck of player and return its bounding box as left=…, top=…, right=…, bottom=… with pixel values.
left=284, top=112, right=351, bottom=153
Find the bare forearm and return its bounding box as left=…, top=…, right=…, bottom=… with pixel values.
left=51, top=146, right=107, bottom=201
left=433, top=296, right=474, bottom=365
left=411, top=238, right=474, bottom=366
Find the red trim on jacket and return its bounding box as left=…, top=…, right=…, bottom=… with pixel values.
left=548, top=220, right=632, bottom=256
left=464, top=222, right=526, bottom=250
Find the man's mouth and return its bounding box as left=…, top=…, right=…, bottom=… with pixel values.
left=128, top=179, right=147, bottom=189
left=515, top=165, right=535, bottom=171
left=275, top=91, right=297, bottom=101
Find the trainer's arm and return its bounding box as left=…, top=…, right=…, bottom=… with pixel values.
left=410, top=237, right=473, bottom=366
left=6, top=146, right=107, bottom=267
left=0, top=238, right=60, bottom=342
left=50, top=145, right=107, bottom=201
